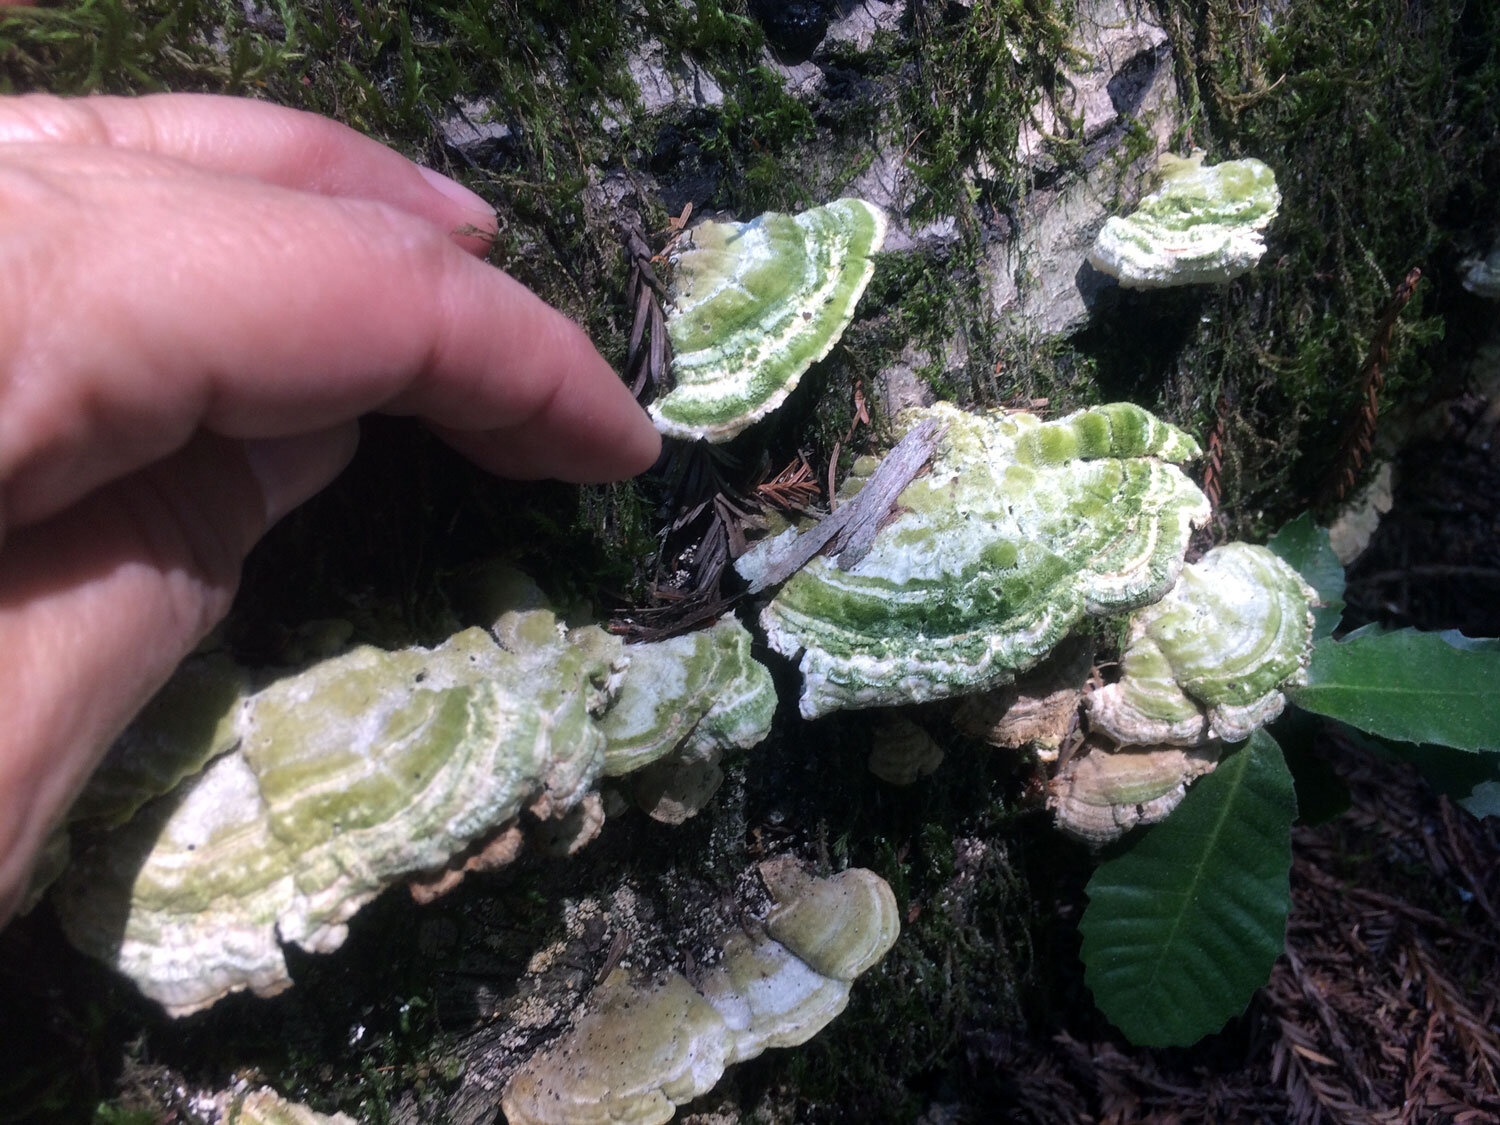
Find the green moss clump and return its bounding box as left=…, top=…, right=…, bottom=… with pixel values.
left=1142, top=0, right=1500, bottom=530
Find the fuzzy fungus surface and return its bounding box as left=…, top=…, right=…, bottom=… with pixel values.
left=651, top=197, right=887, bottom=442
left=1088, top=542, right=1317, bottom=747
left=740, top=401, right=1211, bottom=718
left=1088, top=151, right=1281, bottom=288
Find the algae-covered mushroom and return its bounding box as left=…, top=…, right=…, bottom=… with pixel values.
left=599, top=617, right=773, bottom=777
left=1089, top=150, right=1280, bottom=288
left=1088, top=542, right=1317, bottom=747
left=651, top=197, right=887, bottom=442
left=598, top=615, right=775, bottom=823
left=51, top=597, right=775, bottom=1017
left=501, top=868, right=899, bottom=1125
left=1056, top=542, right=1317, bottom=844
left=600, top=616, right=776, bottom=823
left=53, top=603, right=626, bottom=1017
left=739, top=401, right=1211, bottom=718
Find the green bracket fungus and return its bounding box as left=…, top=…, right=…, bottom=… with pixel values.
left=1055, top=543, right=1312, bottom=844
left=1088, top=151, right=1281, bottom=288
left=650, top=198, right=887, bottom=442
left=500, top=868, right=899, bottom=1125
left=504, top=972, right=731, bottom=1125
left=53, top=605, right=625, bottom=1017
left=600, top=616, right=776, bottom=778
left=601, top=616, right=776, bottom=823
left=739, top=401, right=1210, bottom=719
left=1088, top=542, right=1318, bottom=747
left=51, top=603, right=774, bottom=1017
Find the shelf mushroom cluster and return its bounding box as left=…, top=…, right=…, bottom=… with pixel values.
left=35, top=174, right=1327, bottom=1117
left=49, top=586, right=775, bottom=1017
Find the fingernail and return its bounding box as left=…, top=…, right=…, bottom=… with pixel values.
left=243, top=426, right=360, bottom=525
left=418, top=165, right=496, bottom=218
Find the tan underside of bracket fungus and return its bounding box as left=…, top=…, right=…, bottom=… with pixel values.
left=949, top=640, right=1091, bottom=762
left=220, top=1086, right=356, bottom=1125
left=1049, top=739, right=1222, bottom=845
left=1054, top=542, right=1317, bottom=844
left=500, top=868, right=900, bottom=1125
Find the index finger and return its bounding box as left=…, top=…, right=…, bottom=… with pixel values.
left=0, top=92, right=500, bottom=254
left=0, top=147, right=660, bottom=532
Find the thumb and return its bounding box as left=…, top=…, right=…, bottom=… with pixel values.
left=242, top=426, right=362, bottom=525
left=0, top=424, right=357, bottom=923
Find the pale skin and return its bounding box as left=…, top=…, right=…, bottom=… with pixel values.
left=0, top=92, right=662, bottom=925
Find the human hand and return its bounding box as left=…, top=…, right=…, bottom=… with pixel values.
left=0, top=92, right=661, bottom=923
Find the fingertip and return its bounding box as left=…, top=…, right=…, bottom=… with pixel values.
left=619, top=409, right=665, bottom=476
left=414, top=165, right=491, bottom=215
left=435, top=404, right=659, bottom=483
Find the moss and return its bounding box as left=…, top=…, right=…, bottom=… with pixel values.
left=1141, top=0, right=1500, bottom=531
left=0, top=0, right=292, bottom=94
left=896, top=0, right=1079, bottom=226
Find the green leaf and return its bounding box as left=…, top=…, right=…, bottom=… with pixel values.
left=1341, top=724, right=1500, bottom=815
left=1289, top=628, right=1500, bottom=751
left=1266, top=513, right=1344, bottom=638
left=1080, top=730, right=1296, bottom=1046
left=1460, top=781, right=1500, bottom=820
